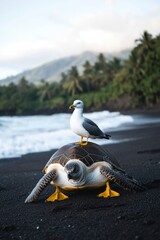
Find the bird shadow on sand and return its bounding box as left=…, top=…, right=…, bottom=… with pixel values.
left=137, top=148, right=160, bottom=154
left=144, top=179, right=160, bottom=189
left=23, top=179, right=160, bottom=214
left=45, top=179, right=160, bottom=213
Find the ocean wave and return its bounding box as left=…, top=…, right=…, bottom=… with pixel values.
left=0, top=111, right=133, bottom=159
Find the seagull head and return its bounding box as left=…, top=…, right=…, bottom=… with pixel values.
left=69, top=99, right=84, bottom=110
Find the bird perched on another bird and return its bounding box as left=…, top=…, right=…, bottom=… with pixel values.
left=69, top=99, right=111, bottom=146
left=25, top=142, right=145, bottom=203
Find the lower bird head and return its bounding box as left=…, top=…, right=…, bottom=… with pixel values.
left=65, top=160, right=85, bottom=184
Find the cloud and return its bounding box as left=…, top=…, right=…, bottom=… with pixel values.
left=0, top=40, right=61, bottom=70
left=70, top=1, right=160, bottom=52
left=0, top=0, right=160, bottom=79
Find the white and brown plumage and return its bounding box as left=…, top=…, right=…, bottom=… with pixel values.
left=25, top=142, right=144, bottom=203
left=69, top=100, right=111, bottom=145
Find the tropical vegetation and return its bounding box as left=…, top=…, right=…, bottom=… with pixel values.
left=0, top=31, right=160, bottom=115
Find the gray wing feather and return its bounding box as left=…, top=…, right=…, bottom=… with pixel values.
left=83, top=118, right=104, bottom=137
left=25, top=170, right=57, bottom=203
left=100, top=166, right=145, bottom=191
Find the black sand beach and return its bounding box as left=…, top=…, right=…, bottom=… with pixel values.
left=0, top=113, right=160, bottom=240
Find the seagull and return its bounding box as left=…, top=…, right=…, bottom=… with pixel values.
left=69, top=99, right=111, bottom=146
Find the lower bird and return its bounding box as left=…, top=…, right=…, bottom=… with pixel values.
left=25, top=142, right=145, bottom=204
left=69, top=99, right=111, bottom=146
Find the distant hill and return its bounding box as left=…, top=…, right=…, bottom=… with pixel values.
left=0, top=50, right=130, bottom=85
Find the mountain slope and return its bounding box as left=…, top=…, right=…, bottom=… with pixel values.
left=0, top=50, right=130, bottom=85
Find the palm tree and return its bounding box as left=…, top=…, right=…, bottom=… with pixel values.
left=18, top=77, right=30, bottom=92
left=82, top=61, right=94, bottom=91
left=135, top=31, right=153, bottom=63
left=93, top=53, right=113, bottom=87
left=135, top=31, right=152, bottom=51
left=60, top=72, right=68, bottom=84
left=63, top=66, right=83, bottom=95
left=109, top=57, right=122, bottom=72
left=94, top=53, right=107, bottom=73
left=38, top=80, right=53, bottom=101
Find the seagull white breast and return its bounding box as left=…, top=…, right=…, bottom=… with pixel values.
left=70, top=109, right=89, bottom=137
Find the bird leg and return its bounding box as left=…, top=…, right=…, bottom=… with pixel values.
left=81, top=137, right=88, bottom=146
left=76, top=136, right=88, bottom=146
left=98, top=182, right=120, bottom=198
left=76, top=136, right=83, bottom=145
left=45, top=186, right=69, bottom=202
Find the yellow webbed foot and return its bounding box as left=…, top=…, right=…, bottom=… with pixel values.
left=98, top=182, right=120, bottom=198
left=45, top=187, right=69, bottom=202
left=76, top=141, right=88, bottom=146
left=81, top=141, right=88, bottom=146
left=76, top=137, right=88, bottom=146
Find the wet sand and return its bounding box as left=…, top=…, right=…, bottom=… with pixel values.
left=0, top=117, right=160, bottom=240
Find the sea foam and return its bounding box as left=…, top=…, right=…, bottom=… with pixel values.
left=0, top=111, right=133, bottom=159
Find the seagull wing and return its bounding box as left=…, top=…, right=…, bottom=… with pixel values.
left=83, top=117, right=104, bottom=137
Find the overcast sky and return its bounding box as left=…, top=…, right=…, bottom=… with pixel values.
left=0, top=0, right=160, bottom=79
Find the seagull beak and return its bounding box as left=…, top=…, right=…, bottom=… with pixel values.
left=69, top=104, right=75, bottom=109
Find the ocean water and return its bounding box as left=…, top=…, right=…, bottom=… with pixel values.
left=0, top=111, right=133, bottom=159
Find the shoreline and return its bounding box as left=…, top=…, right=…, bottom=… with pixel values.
left=0, top=120, right=160, bottom=239
left=0, top=107, right=160, bottom=117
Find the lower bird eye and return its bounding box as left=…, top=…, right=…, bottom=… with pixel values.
left=74, top=166, right=79, bottom=173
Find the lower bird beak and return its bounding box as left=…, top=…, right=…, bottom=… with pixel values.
left=69, top=104, right=75, bottom=109
left=68, top=173, right=72, bottom=179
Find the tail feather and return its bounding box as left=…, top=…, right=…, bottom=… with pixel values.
left=103, top=134, right=111, bottom=139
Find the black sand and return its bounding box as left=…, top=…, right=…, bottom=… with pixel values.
left=0, top=114, right=160, bottom=240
